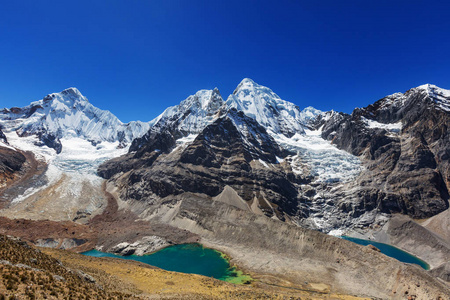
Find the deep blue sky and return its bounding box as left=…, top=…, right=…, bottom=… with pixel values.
left=1, top=0, right=449, bottom=122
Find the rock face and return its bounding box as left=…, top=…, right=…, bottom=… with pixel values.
left=320, top=84, right=450, bottom=219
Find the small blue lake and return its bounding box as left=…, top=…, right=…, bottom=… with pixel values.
left=82, top=243, right=251, bottom=284
left=341, top=236, right=429, bottom=270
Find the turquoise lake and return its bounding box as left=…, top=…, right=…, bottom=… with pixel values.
left=82, top=243, right=251, bottom=284
left=341, top=236, right=429, bottom=270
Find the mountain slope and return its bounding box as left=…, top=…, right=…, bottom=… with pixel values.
left=0, top=146, right=26, bottom=195
left=0, top=235, right=137, bottom=299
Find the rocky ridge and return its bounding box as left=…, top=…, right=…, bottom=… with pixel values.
left=2, top=80, right=448, bottom=237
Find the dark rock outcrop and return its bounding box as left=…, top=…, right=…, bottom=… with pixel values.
left=0, top=146, right=26, bottom=176
left=320, top=86, right=450, bottom=218
left=0, top=128, right=6, bottom=144
left=37, top=132, right=62, bottom=154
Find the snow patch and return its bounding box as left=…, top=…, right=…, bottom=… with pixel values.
left=361, top=117, right=402, bottom=133
left=170, top=134, right=199, bottom=153
left=258, top=159, right=269, bottom=168
left=328, top=229, right=346, bottom=237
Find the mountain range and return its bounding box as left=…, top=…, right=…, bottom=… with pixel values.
left=0, top=79, right=449, bottom=299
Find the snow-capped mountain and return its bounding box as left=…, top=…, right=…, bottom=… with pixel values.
left=127, top=79, right=360, bottom=185
left=0, top=88, right=152, bottom=223
left=1, top=80, right=449, bottom=298
left=98, top=79, right=450, bottom=236
left=0, top=87, right=150, bottom=153
left=226, top=78, right=306, bottom=137
left=98, top=79, right=365, bottom=226
left=132, top=79, right=330, bottom=156
left=414, top=84, right=450, bottom=112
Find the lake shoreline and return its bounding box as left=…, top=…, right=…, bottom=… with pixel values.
left=340, top=236, right=430, bottom=270
left=82, top=242, right=253, bottom=284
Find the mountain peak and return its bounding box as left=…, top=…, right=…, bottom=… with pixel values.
left=60, top=87, right=83, bottom=97
left=179, top=88, right=224, bottom=113
left=148, top=88, right=225, bottom=137
left=235, top=78, right=257, bottom=91
left=227, top=79, right=305, bottom=136
left=412, top=84, right=450, bottom=112
left=43, top=87, right=88, bottom=106
left=415, top=83, right=449, bottom=96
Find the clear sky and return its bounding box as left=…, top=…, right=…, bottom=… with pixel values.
left=1, top=0, right=449, bottom=122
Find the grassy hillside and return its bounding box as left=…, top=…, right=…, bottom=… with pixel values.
left=0, top=235, right=136, bottom=299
